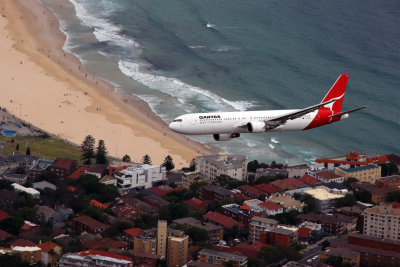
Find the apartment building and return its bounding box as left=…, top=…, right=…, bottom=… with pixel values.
left=303, top=188, right=344, bottom=213
left=114, top=164, right=166, bottom=194
left=167, top=235, right=188, bottom=267
left=181, top=171, right=211, bottom=189
left=335, top=164, right=381, bottom=183
left=249, top=216, right=278, bottom=243
left=198, top=249, right=248, bottom=266
left=59, top=250, right=133, bottom=267
left=195, top=155, right=248, bottom=181
left=364, top=204, right=400, bottom=240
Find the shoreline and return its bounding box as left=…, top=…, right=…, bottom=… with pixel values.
left=0, top=0, right=215, bottom=166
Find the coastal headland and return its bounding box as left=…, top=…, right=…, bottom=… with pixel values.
left=0, top=0, right=214, bottom=166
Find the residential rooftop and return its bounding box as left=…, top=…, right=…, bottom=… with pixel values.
left=303, top=188, right=344, bottom=201
left=338, top=164, right=379, bottom=173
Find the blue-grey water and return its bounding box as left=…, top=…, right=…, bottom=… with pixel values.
left=41, top=0, right=400, bottom=164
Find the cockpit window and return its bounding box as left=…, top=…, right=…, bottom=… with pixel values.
left=173, top=119, right=182, bottom=122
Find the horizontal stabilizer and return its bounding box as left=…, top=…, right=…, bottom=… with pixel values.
left=329, top=106, right=367, bottom=118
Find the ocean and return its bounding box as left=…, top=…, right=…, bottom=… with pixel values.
left=41, top=0, right=400, bottom=165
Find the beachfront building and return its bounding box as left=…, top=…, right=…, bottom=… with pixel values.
left=303, top=188, right=344, bottom=213
left=286, top=164, right=310, bottom=178
left=364, top=204, right=400, bottom=240
left=195, top=154, right=248, bottom=181
left=181, top=171, right=211, bottom=189
left=114, top=164, right=166, bottom=194
left=334, top=164, right=381, bottom=183
left=315, top=151, right=388, bottom=171
left=312, top=170, right=344, bottom=184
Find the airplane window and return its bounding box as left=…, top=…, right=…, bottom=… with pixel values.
left=173, top=119, right=182, bottom=122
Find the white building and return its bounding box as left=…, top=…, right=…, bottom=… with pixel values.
left=364, top=205, right=400, bottom=240
left=114, top=164, right=166, bottom=194
left=12, top=183, right=40, bottom=198
left=249, top=216, right=278, bottom=243
left=195, top=154, right=248, bottom=181
left=312, top=170, right=344, bottom=184
left=287, top=164, right=310, bottom=178
left=303, top=188, right=344, bottom=213
left=244, top=199, right=283, bottom=216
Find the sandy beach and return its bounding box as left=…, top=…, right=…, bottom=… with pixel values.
left=0, top=0, right=214, bottom=166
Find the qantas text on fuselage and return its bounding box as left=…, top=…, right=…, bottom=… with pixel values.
left=169, top=74, right=366, bottom=141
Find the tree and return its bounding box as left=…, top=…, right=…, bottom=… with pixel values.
left=15, top=144, right=19, bottom=150
left=301, top=194, right=317, bottom=213
left=142, top=154, right=152, bottom=165
left=122, top=154, right=131, bottom=162
left=10, top=138, right=14, bottom=143
left=343, top=177, right=358, bottom=188
left=159, top=203, right=189, bottom=221
left=0, top=217, right=24, bottom=235
left=0, top=254, right=29, bottom=267
left=186, top=226, right=209, bottom=245
left=386, top=190, right=400, bottom=202
left=95, top=140, right=108, bottom=164
left=354, top=188, right=372, bottom=203
left=81, top=135, right=96, bottom=165
left=162, top=155, right=175, bottom=172
left=321, top=239, right=330, bottom=250
left=189, top=181, right=209, bottom=196
left=25, top=146, right=30, bottom=155
left=379, top=162, right=399, bottom=176
left=337, top=193, right=357, bottom=207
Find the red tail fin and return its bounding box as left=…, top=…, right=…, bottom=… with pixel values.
left=321, top=74, right=348, bottom=113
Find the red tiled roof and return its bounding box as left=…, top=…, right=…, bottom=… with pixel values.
left=392, top=202, right=400, bottom=209
left=298, top=227, right=312, bottom=239
left=317, top=171, right=342, bottom=180
left=255, top=183, right=282, bottom=194
left=240, top=203, right=250, bottom=210
left=36, top=241, right=60, bottom=252
left=52, top=158, right=77, bottom=169
left=300, top=174, right=319, bottom=186
left=90, top=199, right=106, bottom=209
left=183, top=197, right=208, bottom=212
left=0, top=210, right=9, bottom=221
left=124, top=227, right=143, bottom=237
left=0, top=229, right=13, bottom=240
left=72, top=215, right=110, bottom=230
left=148, top=187, right=170, bottom=197
left=258, top=201, right=282, bottom=210
left=67, top=186, right=77, bottom=192
left=239, top=184, right=266, bottom=196
left=11, top=239, right=36, bottom=247
left=77, top=249, right=132, bottom=261
left=203, top=211, right=244, bottom=228
left=68, top=166, right=89, bottom=179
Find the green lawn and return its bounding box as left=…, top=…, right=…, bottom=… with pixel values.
left=0, top=136, right=83, bottom=163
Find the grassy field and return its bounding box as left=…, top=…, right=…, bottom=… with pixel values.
left=0, top=136, right=83, bottom=163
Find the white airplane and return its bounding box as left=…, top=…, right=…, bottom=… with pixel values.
left=169, top=74, right=366, bottom=141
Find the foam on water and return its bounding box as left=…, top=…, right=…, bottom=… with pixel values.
left=118, top=60, right=256, bottom=113
left=271, top=137, right=279, bottom=144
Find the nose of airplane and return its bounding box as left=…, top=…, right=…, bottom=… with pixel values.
left=169, top=122, right=178, bottom=132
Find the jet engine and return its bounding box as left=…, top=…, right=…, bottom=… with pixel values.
left=247, top=122, right=266, bottom=133
left=213, top=133, right=240, bottom=141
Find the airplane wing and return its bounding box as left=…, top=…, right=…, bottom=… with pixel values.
left=264, top=97, right=340, bottom=128
left=328, top=106, right=367, bottom=118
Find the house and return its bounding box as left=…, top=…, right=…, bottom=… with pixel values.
left=67, top=166, right=89, bottom=180
left=299, top=174, right=319, bottom=186
left=36, top=206, right=64, bottom=227
left=13, top=246, right=42, bottom=265
left=36, top=241, right=62, bottom=267
left=257, top=201, right=284, bottom=216
left=68, top=215, right=111, bottom=234
left=123, top=227, right=143, bottom=244
left=254, top=183, right=282, bottom=196
left=353, top=182, right=395, bottom=203
left=286, top=164, right=310, bottom=177
left=108, top=160, right=134, bottom=176
left=132, top=251, right=165, bottom=266
left=0, top=229, right=14, bottom=240
left=183, top=197, right=208, bottom=213
left=335, top=164, right=381, bottom=184
left=313, top=170, right=344, bottom=184
left=239, top=184, right=266, bottom=199
left=2, top=168, right=29, bottom=184
left=296, top=213, right=357, bottom=235
left=33, top=180, right=56, bottom=191
left=99, top=175, right=117, bottom=186
left=50, top=158, right=78, bottom=179
left=89, top=199, right=107, bottom=209
left=261, top=226, right=298, bottom=247
left=195, top=154, right=248, bottom=181
left=334, top=205, right=366, bottom=232
left=315, top=151, right=388, bottom=170
left=29, top=159, right=54, bottom=178
left=142, top=194, right=169, bottom=210
left=249, top=216, right=278, bottom=243
left=202, top=211, right=244, bottom=228
left=375, top=175, right=400, bottom=189
left=173, top=217, right=224, bottom=244
left=112, top=205, right=137, bottom=221
left=124, top=197, right=158, bottom=215
left=59, top=250, right=133, bottom=267
left=83, top=237, right=128, bottom=250
left=255, top=168, right=288, bottom=178
left=267, top=194, right=305, bottom=212
left=198, top=249, right=248, bottom=266
left=270, top=178, right=306, bottom=191
left=220, top=203, right=252, bottom=225
left=85, top=164, right=107, bottom=178
left=320, top=247, right=360, bottom=266
left=199, top=185, right=233, bottom=203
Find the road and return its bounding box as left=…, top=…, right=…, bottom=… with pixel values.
left=298, top=245, right=322, bottom=265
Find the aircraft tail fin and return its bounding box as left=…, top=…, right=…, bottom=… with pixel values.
left=321, top=74, right=348, bottom=113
